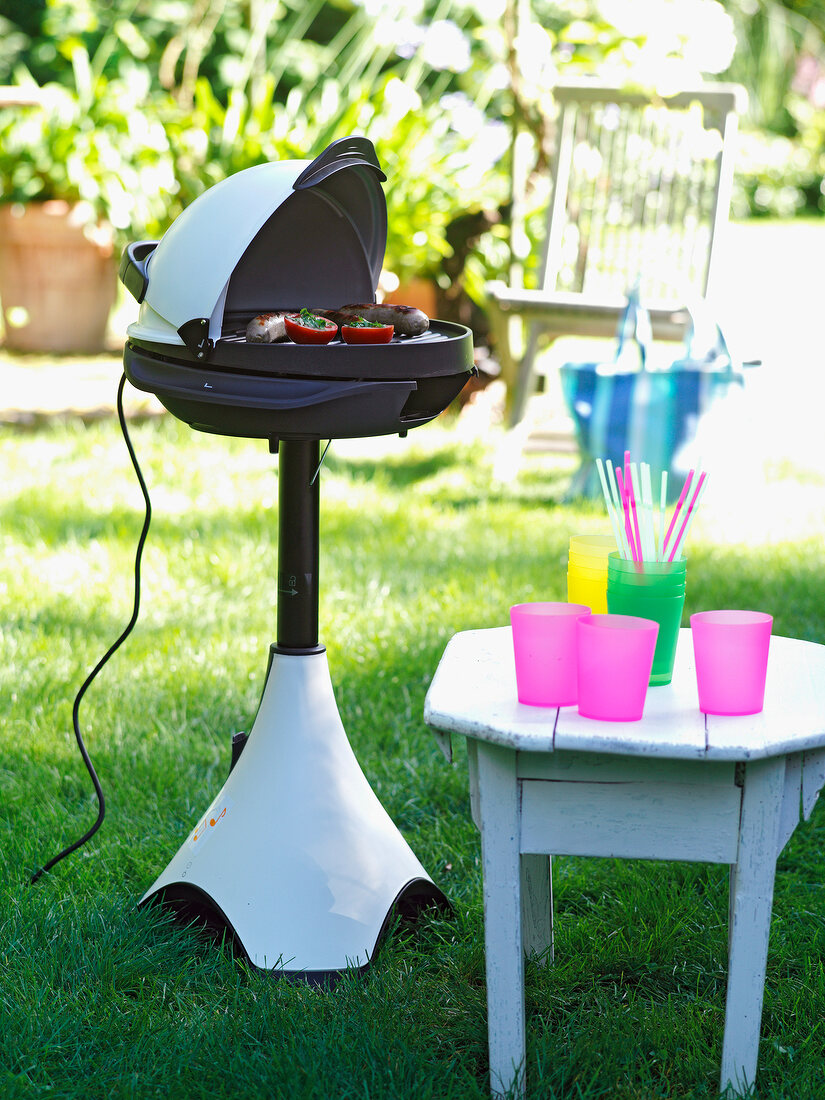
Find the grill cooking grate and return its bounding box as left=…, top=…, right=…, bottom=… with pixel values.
left=128, top=320, right=472, bottom=384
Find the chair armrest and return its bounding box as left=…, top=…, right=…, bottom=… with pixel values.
left=485, top=283, right=689, bottom=342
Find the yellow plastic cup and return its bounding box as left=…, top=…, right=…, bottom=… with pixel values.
left=569, top=534, right=617, bottom=557
left=567, top=564, right=608, bottom=614
left=569, top=550, right=616, bottom=571
left=567, top=534, right=613, bottom=613
left=567, top=560, right=607, bottom=581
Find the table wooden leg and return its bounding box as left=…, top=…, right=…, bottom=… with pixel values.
left=521, top=854, right=553, bottom=964
left=721, top=756, right=785, bottom=1096
left=477, top=743, right=526, bottom=1098
left=727, top=862, right=737, bottom=958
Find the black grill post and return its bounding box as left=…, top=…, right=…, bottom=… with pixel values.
left=276, top=439, right=320, bottom=650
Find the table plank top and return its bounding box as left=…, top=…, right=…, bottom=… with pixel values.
left=424, top=627, right=825, bottom=761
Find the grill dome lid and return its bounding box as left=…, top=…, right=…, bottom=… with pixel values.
left=126, top=137, right=388, bottom=355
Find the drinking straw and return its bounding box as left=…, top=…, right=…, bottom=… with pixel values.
left=605, top=459, right=632, bottom=560
left=624, top=450, right=631, bottom=512
left=661, top=468, right=694, bottom=561
left=595, top=458, right=627, bottom=560
left=615, top=466, right=639, bottom=562
left=671, top=474, right=708, bottom=561
left=632, top=461, right=648, bottom=560
left=639, top=462, right=656, bottom=562
left=658, top=471, right=668, bottom=562
left=667, top=471, right=707, bottom=561
left=627, top=463, right=644, bottom=566
left=614, top=465, right=631, bottom=558
left=618, top=465, right=636, bottom=561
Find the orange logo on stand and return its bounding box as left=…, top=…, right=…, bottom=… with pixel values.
left=189, top=798, right=232, bottom=848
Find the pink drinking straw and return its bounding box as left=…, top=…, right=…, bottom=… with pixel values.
left=615, top=466, right=639, bottom=562
left=623, top=449, right=640, bottom=562
left=624, top=450, right=631, bottom=505
left=667, top=471, right=706, bottom=561
left=626, top=464, right=644, bottom=566
left=661, top=469, right=694, bottom=560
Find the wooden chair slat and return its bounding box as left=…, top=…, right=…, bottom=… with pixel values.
left=487, top=80, right=747, bottom=425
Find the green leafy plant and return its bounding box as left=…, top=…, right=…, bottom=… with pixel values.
left=161, top=53, right=509, bottom=291
left=731, top=90, right=825, bottom=217
left=0, top=44, right=177, bottom=239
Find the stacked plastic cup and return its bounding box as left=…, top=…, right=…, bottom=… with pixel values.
left=605, top=553, right=686, bottom=686
left=576, top=614, right=660, bottom=721
left=511, top=602, right=592, bottom=706
left=691, top=610, right=773, bottom=715
left=567, top=535, right=616, bottom=615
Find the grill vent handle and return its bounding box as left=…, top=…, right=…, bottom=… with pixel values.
left=119, top=240, right=158, bottom=303
left=293, top=136, right=387, bottom=190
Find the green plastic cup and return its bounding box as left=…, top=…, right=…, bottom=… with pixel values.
left=607, top=566, right=686, bottom=686
left=607, top=552, right=686, bottom=578
left=611, top=583, right=685, bottom=600
left=607, top=574, right=685, bottom=598
left=607, top=553, right=685, bottom=598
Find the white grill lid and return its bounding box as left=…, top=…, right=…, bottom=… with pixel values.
left=128, top=138, right=388, bottom=354
left=144, top=161, right=302, bottom=338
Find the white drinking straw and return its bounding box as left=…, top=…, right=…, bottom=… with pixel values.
left=658, top=470, right=668, bottom=562
left=661, top=469, right=694, bottom=561
left=628, top=463, right=644, bottom=565
left=596, top=459, right=621, bottom=543
left=596, top=458, right=626, bottom=560
left=635, top=461, right=648, bottom=561
left=639, top=462, right=656, bottom=563
left=668, top=471, right=707, bottom=561
left=605, top=459, right=631, bottom=560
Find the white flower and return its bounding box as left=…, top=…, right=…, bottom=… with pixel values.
left=388, top=17, right=427, bottom=59
left=382, top=77, right=422, bottom=125
left=597, top=0, right=736, bottom=76
left=392, top=19, right=472, bottom=72
left=419, top=20, right=472, bottom=72
left=514, top=24, right=556, bottom=88
left=440, top=92, right=486, bottom=137
left=360, top=0, right=426, bottom=19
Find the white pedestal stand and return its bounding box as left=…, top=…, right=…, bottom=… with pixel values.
left=142, top=647, right=444, bottom=978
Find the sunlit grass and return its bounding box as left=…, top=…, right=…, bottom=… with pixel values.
left=1, top=411, right=824, bottom=1099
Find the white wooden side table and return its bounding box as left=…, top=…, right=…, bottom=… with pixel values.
left=424, top=627, right=825, bottom=1098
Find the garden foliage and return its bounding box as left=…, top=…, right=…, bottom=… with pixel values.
left=0, top=0, right=823, bottom=304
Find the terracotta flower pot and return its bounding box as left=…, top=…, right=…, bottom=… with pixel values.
left=382, top=277, right=438, bottom=319
left=0, top=200, right=117, bottom=353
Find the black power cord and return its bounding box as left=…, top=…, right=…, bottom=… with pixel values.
left=30, top=373, right=152, bottom=885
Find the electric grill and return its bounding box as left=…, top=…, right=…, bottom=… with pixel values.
left=120, top=136, right=473, bottom=980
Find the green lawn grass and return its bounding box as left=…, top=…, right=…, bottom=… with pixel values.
left=2, top=410, right=824, bottom=1099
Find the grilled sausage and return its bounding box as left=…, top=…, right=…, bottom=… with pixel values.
left=246, top=312, right=288, bottom=343
left=317, top=303, right=429, bottom=337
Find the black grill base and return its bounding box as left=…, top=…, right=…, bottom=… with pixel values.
left=124, top=320, right=474, bottom=441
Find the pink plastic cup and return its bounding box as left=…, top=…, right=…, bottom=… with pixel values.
left=576, top=614, right=659, bottom=721
left=511, top=602, right=592, bottom=706
left=690, top=610, right=773, bottom=715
